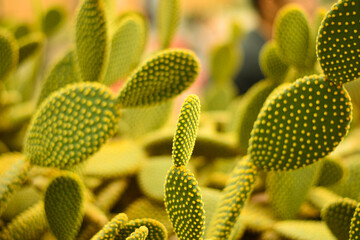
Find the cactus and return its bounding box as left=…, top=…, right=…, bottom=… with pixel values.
left=118, top=218, right=167, bottom=240
left=18, top=33, right=44, bottom=64
left=91, top=213, right=128, bottom=240
left=315, top=157, right=345, bottom=187
left=0, top=28, right=18, bottom=81
left=41, top=6, right=66, bottom=37
left=157, top=0, right=180, bottom=49
left=349, top=204, right=360, bottom=240
left=126, top=226, right=148, bottom=240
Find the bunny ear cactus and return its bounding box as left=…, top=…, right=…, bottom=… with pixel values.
left=41, top=6, right=66, bottom=37
left=126, top=226, right=148, bottom=240
left=315, top=157, right=345, bottom=187
left=44, top=172, right=85, bottom=240
left=118, top=218, right=167, bottom=240
left=91, top=213, right=128, bottom=240
left=349, top=204, right=360, bottom=240
left=164, top=95, right=205, bottom=240
left=0, top=28, right=18, bottom=81
left=18, top=33, right=45, bottom=64
left=157, top=0, right=180, bottom=49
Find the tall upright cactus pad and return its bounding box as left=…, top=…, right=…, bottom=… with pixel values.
left=274, top=5, right=310, bottom=68
left=118, top=218, right=168, bottom=240
left=249, top=74, right=352, bottom=171
left=317, top=0, right=360, bottom=84
left=164, top=166, right=205, bottom=240
left=37, top=50, right=80, bottom=106
left=0, top=158, right=30, bottom=215
left=118, top=49, right=199, bottom=108
left=172, top=95, right=200, bottom=167
left=91, top=213, right=128, bottom=240
left=322, top=198, right=358, bottom=240
left=44, top=172, right=85, bottom=240
left=0, top=28, right=18, bottom=81
left=349, top=204, right=360, bottom=240
left=126, top=226, right=148, bottom=240
left=206, top=157, right=257, bottom=240
left=0, top=202, right=48, bottom=240
left=103, top=13, right=147, bottom=86
left=75, top=0, right=108, bottom=82
left=157, top=0, right=180, bottom=49
left=25, top=82, right=119, bottom=168
left=41, top=6, right=66, bottom=37
left=210, top=43, right=239, bottom=84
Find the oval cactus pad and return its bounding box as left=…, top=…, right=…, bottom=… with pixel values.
left=249, top=74, right=352, bottom=171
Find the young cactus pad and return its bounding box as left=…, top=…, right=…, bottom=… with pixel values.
left=0, top=28, right=18, bottom=80
left=248, top=74, right=352, bottom=171
left=317, top=0, right=360, bottom=84
left=118, top=218, right=168, bottom=240
left=44, top=172, right=85, bottom=240
left=91, top=213, right=128, bottom=240
left=126, top=226, right=148, bottom=240
left=117, top=49, right=199, bottom=108
left=349, top=204, right=360, bottom=240
left=25, top=82, right=119, bottom=168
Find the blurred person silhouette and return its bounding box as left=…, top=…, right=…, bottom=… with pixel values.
left=234, top=0, right=319, bottom=95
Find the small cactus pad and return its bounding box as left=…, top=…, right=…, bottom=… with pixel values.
left=96, top=179, right=127, bottom=212
left=207, top=157, right=257, bottom=240
left=44, top=172, right=85, bottom=240
left=37, top=50, right=80, bottom=106
left=316, top=158, right=344, bottom=187
left=322, top=198, right=358, bottom=240
left=118, top=218, right=168, bottom=240
left=103, top=13, right=147, bottom=86
left=0, top=158, right=31, bottom=215
left=157, top=0, right=180, bottom=49
left=249, top=74, right=352, bottom=171
left=41, top=6, right=66, bottom=37
left=91, top=213, right=128, bottom=240
left=0, top=202, right=47, bottom=240
left=117, top=49, right=199, bottom=108
left=259, top=41, right=289, bottom=83
left=274, top=5, right=310, bottom=68
left=126, top=226, right=148, bottom=240
left=172, top=95, right=200, bottom=167
left=25, top=82, right=119, bottom=168
left=18, top=33, right=44, bottom=64
left=349, top=204, right=360, bottom=239
left=0, top=28, right=18, bottom=80
left=165, top=166, right=205, bottom=240
left=210, top=43, right=239, bottom=84
left=75, top=0, right=108, bottom=82
left=317, top=0, right=360, bottom=84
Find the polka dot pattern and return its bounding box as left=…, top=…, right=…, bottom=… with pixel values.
left=349, top=204, right=360, bottom=240
left=44, top=172, right=85, bottom=240
left=322, top=198, right=358, bottom=240
left=157, top=0, right=180, bottom=49
left=118, top=49, right=199, bottom=108
left=25, top=82, right=119, bottom=169
left=126, top=226, right=148, bottom=240
left=317, top=0, right=360, bottom=84
left=164, top=166, right=205, bottom=240
left=249, top=74, right=352, bottom=171
left=172, top=95, right=200, bottom=167
left=207, top=157, right=257, bottom=240
left=75, top=0, right=108, bottom=82
left=91, top=213, right=128, bottom=240
left=118, top=218, right=168, bottom=240
left=0, top=28, right=18, bottom=80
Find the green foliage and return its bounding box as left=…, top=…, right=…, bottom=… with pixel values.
left=95, top=180, right=127, bottom=212
left=317, top=0, right=360, bottom=84
left=315, top=158, right=344, bottom=187
left=249, top=74, right=352, bottom=171
left=18, top=33, right=44, bottom=64
left=349, top=204, right=360, bottom=240
left=44, top=172, right=85, bottom=240
left=41, top=6, right=66, bottom=37
left=75, top=0, right=108, bottom=82
left=118, top=218, right=167, bottom=240
left=0, top=28, right=18, bottom=81
left=91, top=213, right=128, bottom=240
left=117, top=49, right=199, bottom=108
left=157, top=0, right=180, bottom=49
left=25, top=82, right=119, bottom=168
left=126, top=226, right=148, bottom=240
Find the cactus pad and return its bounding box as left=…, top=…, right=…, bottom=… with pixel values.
left=118, top=49, right=199, bottom=108
left=44, top=172, right=85, bottom=240
left=249, top=74, right=352, bottom=171
left=316, top=158, right=344, bottom=187
left=172, top=94, right=200, bottom=167
left=207, top=157, right=257, bottom=240
left=25, top=82, right=119, bottom=168
left=349, top=204, right=360, bottom=240
left=317, top=0, right=360, bottom=84
left=119, top=218, right=168, bottom=240
left=157, top=0, right=180, bottom=49
left=126, top=226, right=148, bottom=240
left=75, top=0, right=108, bottom=82
left=41, top=6, right=66, bottom=37
left=91, top=213, right=128, bottom=240
left=18, top=33, right=44, bottom=64
left=0, top=28, right=18, bottom=80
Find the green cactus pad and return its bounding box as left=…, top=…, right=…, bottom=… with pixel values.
left=307, top=187, right=341, bottom=210
left=317, top=0, right=360, bottom=84
left=266, top=161, right=320, bottom=219
left=172, top=95, right=200, bottom=167
left=25, top=82, right=119, bottom=168
left=274, top=220, right=336, bottom=240
left=13, top=23, right=31, bottom=39
left=37, top=50, right=81, bottom=106
left=236, top=79, right=276, bottom=154
left=0, top=202, right=47, bottom=240
left=165, top=166, right=205, bottom=240
left=126, top=226, right=148, bottom=240
left=349, top=204, right=360, bottom=239
left=41, top=6, right=66, bottom=37
left=259, top=41, right=289, bottom=83
left=0, top=28, right=18, bottom=81
left=274, top=5, right=310, bottom=68
left=210, top=43, right=239, bottom=84
left=103, top=13, right=147, bottom=86
left=44, top=172, right=85, bottom=240
left=18, top=33, right=44, bottom=64
left=96, top=180, right=127, bottom=212
left=0, top=158, right=31, bottom=215
left=316, top=158, right=344, bottom=187
left=91, top=213, right=128, bottom=240
left=249, top=74, right=352, bottom=171
left=322, top=198, right=358, bottom=240
left=157, top=0, right=180, bottom=49
left=75, top=0, right=108, bottom=82
left=117, top=49, right=199, bottom=108
left=84, top=140, right=145, bottom=178
left=118, top=218, right=168, bottom=240
left=207, top=157, right=257, bottom=240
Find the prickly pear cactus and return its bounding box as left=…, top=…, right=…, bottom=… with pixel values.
left=0, top=28, right=18, bottom=81
left=349, top=204, right=360, bottom=240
